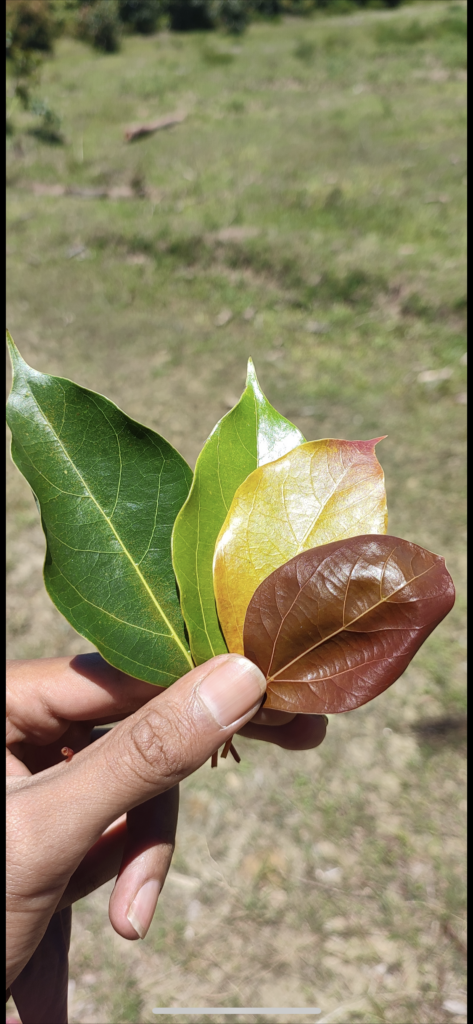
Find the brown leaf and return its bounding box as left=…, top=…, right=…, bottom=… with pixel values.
left=243, top=535, right=455, bottom=714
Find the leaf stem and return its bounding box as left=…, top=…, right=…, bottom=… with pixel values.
left=220, top=737, right=233, bottom=759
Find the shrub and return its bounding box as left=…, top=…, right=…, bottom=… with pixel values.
left=250, top=0, right=280, bottom=15
left=6, top=0, right=57, bottom=53
left=28, top=96, right=64, bottom=143
left=166, top=0, right=215, bottom=32
left=213, top=0, right=249, bottom=34
left=436, top=8, right=467, bottom=39
left=76, top=0, right=122, bottom=52
left=294, top=37, right=316, bottom=61
left=6, top=46, right=43, bottom=115
left=117, top=0, right=163, bottom=34
left=244, top=0, right=406, bottom=17
left=374, top=18, right=429, bottom=46
left=47, top=0, right=88, bottom=38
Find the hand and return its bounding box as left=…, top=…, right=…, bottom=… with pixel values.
left=7, top=652, right=327, bottom=996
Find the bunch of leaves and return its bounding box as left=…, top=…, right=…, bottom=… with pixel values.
left=250, top=0, right=405, bottom=16
left=6, top=333, right=454, bottom=725
left=6, top=38, right=63, bottom=144
left=212, top=0, right=250, bottom=35
left=6, top=46, right=44, bottom=115
left=6, top=0, right=57, bottom=54
left=28, top=97, right=64, bottom=143
left=117, top=0, right=164, bottom=35
left=165, top=0, right=216, bottom=32
left=75, top=0, right=122, bottom=53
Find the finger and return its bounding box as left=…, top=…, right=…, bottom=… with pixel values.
left=56, top=816, right=128, bottom=911
left=57, top=787, right=179, bottom=928
left=6, top=748, right=32, bottom=778
left=109, top=787, right=179, bottom=940
left=8, top=721, right=98, bottom=777
left=249, top=707, right=296, bottom=727
left=60, top=654, right=265, bottom=836
left=7, top=653, right=164, bottom=747
left=239, top=712, right=328, bottom=750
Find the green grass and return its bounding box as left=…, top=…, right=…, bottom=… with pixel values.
left=6, top=3, right=466, bottom=1024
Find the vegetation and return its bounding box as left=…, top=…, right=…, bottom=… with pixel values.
left=6, top=2, right=466, bottom=1022
left=6, top=0, right=410, bottom=58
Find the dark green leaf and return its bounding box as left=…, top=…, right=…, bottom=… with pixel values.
left=172, top=358, right=305, bottom=664
left=6, top=333, right=193, bottom=685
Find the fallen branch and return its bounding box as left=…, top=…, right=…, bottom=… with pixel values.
left=125, top=112, right=187, bottom=142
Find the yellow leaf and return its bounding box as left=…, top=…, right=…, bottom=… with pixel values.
left=213, top=437, right=388, bottom=654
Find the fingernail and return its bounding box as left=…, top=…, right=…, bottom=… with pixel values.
left=197, top=655, right=266, bottom=729
left=126, top=879, right=161, bottom=939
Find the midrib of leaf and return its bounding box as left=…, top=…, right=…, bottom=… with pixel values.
left=295, top=452, right=354, bottom=554
left=28, top=389, right=193, bottom=670
left=294, top=442, right=386, bottom=554
left=43, top=552, right=179, bottom=677
left=193, top=396, right=258, bottom=657
left=216, top=431, right=230, bottom=514
left=195, top=494, right=219, bottom=657
left=268, top=558, right=434, bottom=681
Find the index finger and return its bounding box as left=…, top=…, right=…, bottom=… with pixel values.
left=7, top=653, right=164, bottom=746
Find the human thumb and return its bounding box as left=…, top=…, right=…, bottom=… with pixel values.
left=81, top=652, right=266, bottom=828
left=10, top=653, right=266, bottom=881
left=7, top=656, right=266, bottom=987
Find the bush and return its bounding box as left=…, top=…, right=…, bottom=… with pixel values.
left=47, top=0, right=88, bottom=38
left=28, top=96, right=64, bottom=143
left=250, top=0, right=282, bottom=15
left=242, top=0, right=406, bottom=17
left=76, top=0, right=122, bottom=51
left=213, top=0, right=249, bottom=34
left=436, top=8, right=467, bottom=39
left=118, top=0, right=163, bottom=34
left=374, top=18, right=430, bottom=46
left=166, top=0, right=215, bottom=31
left=6, top=0, right=57, bottom=53
left=6, top=26, right=64, bottom=144
left=294, top=37, right=316, bottom=61
left=6, top=46, right=43, bottom=115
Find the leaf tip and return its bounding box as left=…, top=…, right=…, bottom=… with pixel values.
left=246, top=356, right=256, bottom=383
left=354, top=435, right=388, bottom=453
left=245, top=356, right=263, bottom=397
left=6, top=331, right=29, bottom=376
left=6, top=329, right=17, bottom=359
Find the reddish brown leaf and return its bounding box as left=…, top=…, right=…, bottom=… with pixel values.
left=243, top=535, right=455, bottom=714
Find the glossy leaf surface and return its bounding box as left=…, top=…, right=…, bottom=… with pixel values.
left=214, top=437, right=387, bottom=654
left=244, top=535, right=455, bottom=714
left=6, top=334, right=193, bottom=685
left=172, top=358, right=305, bottom=664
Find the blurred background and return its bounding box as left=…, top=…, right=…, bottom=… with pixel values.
left=6, top=1, right=466, bottom=1022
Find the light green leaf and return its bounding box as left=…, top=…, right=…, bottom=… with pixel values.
left=172, top=358, right=305, bottom=664
left=6, top=332, right=193, bottom=685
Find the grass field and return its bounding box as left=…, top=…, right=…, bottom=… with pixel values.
left=6, top=3, right=466, bottom=1023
